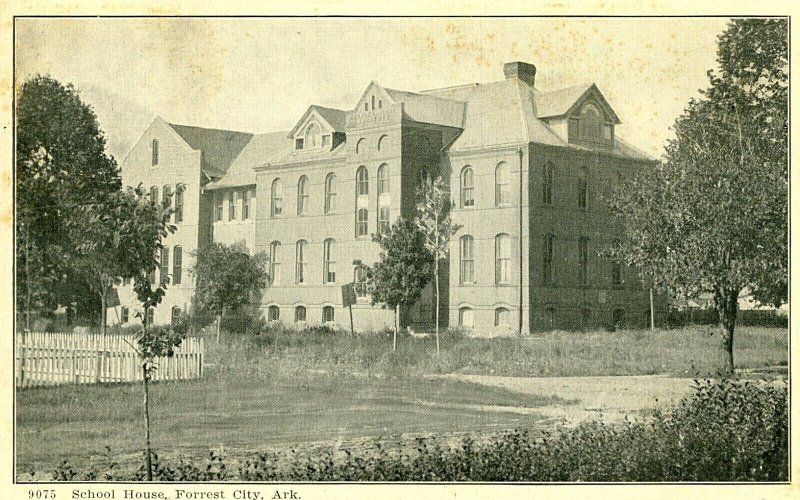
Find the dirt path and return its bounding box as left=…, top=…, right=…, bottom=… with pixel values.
left=438, top=374, right=697, bottom=426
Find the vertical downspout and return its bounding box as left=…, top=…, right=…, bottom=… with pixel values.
left=518, top=146, right=525, bottom=336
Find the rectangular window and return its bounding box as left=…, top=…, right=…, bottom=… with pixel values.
left=242, top=189, right=251, bottom=220
left=460, top=236, right=474, bottom=284
left=173, top=246, right=182, bottom=285
left=163, top=185, right=173, bottom=214
left=215, top=193, right=223, bottom=222
left=378, top=206, right=390, bottom=234
left=171, top=307, right=181, bottom=325
left=150, top=186, right=159, bottom=205
left=578, top=178, right=588, bottom=210
left=151, top=140, right=159, bottom=166
left=323, top=306, right=335, bottom=323
left=121, top=306, right=129, bottom=324
left=356, top=208, right=369, bottom=237
left=604, top=124, right=613, bottom=141
left=269, top=242, right=281, bottom=286
left=543, top=235, right=554, bottom=286
left=268, top=305, right=280, bottom=322
left=160, top=247, right=170, bottom=285
left=612, top=261, right=623, bottom=287
left=323, top=239, right=336, bottom=284
left=296, top=241, right=307, bottom=284
left=295, top=138, right=304, bottom=150
left=295, top=306, right=306, bottom=322
left=228, top=191, right=237, bottom=221
left=495, top=234, right=511, bottom=284
left=322, top=135, right=330, bottom=148
left=146, top=307, right=154, bottom=326
left=579, top=237, right=588, bottom=287
left=174, top=185, right=184, bottom=223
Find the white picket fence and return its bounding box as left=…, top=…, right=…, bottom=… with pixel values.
left=15, top=331, right=204, bottom=388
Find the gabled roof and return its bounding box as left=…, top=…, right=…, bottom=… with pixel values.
left=168, top=122, right=253, bottom=177
left=535, top=83, right=621, bottom=124
left=287, top=105, right=348, bottom=138
left=204, top=131, right=293, bottom=190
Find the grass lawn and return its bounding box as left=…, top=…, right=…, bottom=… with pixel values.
left=16, top=375, right=562, bottom=474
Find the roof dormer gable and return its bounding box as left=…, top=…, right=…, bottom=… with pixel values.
left=288, top=105, right=346, bottom=151
left=355, top=81, right=395, bottom=114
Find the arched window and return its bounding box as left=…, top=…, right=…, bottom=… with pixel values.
left=354, top=265, right=370, bottom=298
left=495, top=307, right=510, bottom=327
left=495, top=233, right=511, bottom=284
left=323, top=239, right=336, bottom=284
left=459, top=307, right=474, bottom=328
left=305, top=123, right=320, bottom=149
left=323, top=305, right=335, bottom=323
left=268, top=241, right=281, bottom=285
left=163, top=185, right=173, bottom=213
left=377, top=135, right=388, bottom=152
left=356, top=208, right=369, bottom=237
left=461, top=166, right=474, bottom=208
left=460, top=235, right=475, bottom=284
left=377, top=164, right=389, bottom=194
left=364, top=102, right=369, bottom=112
left=356, top=138, right=366, bottom=154
left=171, top=306, right=181, bottom=326
left=174, top=184, right=185, bottom=223
left=150, top=186, right=159, bottom=205
left=543, top=162, right=554, bottom=205
left=495, top=162, right=510, bottom=206
left=297, top=175, right=309, bottom=215
left=356, top=166, right=369, bottom=196
left=295, top=305, right=307, bottom=323
left=295, top=240, right=307, bottom=284
left=324, top=173, right=336, bottom=213
left=378, top=99, right=383, bottom=109
left=578, top=237, right=589, bottom=287
left=173, top=245, right=182, bottom=285
left=371, top=95, right=376, bottom=110
left=151, top=139, right=159, bottom=166
left=580, top=103, right=603, bottom=142
left=578, top=166, right=588, bottom=210
left=268, top=305, right=280, bottom=322
left=543, top=234, right=555, bottom=286
left=271, top=178, right=283, bottom=217
left=160, top=247, right=169, bottom=285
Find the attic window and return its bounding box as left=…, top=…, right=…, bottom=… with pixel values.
left=151, top=139, right=159, bottom=166
left=322, top=135, right=331, bottom=148
left=305, top=123, right=321, bottom=149
left=296, top=138, right=304, bottom=150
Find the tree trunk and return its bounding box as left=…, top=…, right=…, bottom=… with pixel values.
left=141, top=320, right=153, bottom=481
left=393, top=304, right=398, bottom=352
left=216, top=311, right=222, bottom=344
left=435, top=255, right=440, bottom=359
left=649, top=287, right=655, bottom=331
left=714, top=287, right=740, bottom=376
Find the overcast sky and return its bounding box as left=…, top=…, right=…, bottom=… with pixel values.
left=15, top=17, right=730, bottom=161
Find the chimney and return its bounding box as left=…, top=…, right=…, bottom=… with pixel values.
left=503, top=61, right=537, bottom=87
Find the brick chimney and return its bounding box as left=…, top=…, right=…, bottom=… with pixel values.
left=503, top=61, right=537, bottom=87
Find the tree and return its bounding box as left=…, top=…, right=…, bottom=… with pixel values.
left=192, top=242, right=269, bottom=342
left=415, top=176, right=462, bottom=358
left=66, top=186, right=175, bottom=335
left=610, top=19, right=787, bottom=375
left=16, top=75, right=121, bottom=327
left=371, top=217, right=434, bottom=350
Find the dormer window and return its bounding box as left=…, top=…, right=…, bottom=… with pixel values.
left=322, top=134, right=330, bottom=148
left=295, top=138, right=304, bottom=150
left=305, top=123, right=320, bottom=149
left=569, top=101, right=613, bottom=145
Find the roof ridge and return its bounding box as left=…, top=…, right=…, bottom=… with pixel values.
left=168, top=121, right=254, bottom=136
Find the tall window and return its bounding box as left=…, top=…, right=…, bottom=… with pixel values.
left=215, top=192, right=223, bottom=221
left=377, top=164, right=390, bottom=194
left=228, top=190, right=237, bottom=220
left=378, top=135, right=388, bottom=152
left=323, top=305, right=335, bottom=323
left=297, top=175, right=309, bottom=215
left=174, top=184, right=185, bottom=223
left=242, top=188, right=252, bottom=220
left=295, top=240, right=307, bottom=284
left=543, top=234, right=555, bottom=286
left=356, top=208, right=369, bottom=237
left=171, top=307, right=181, bottom=326
left=459, top=307, right=474, bottom=328
left=160, top=247, right=169, bottom=285
left=579, top=237, right=589, bottom=287
left=146, top=307, right=155, bottom=326
left=357, top=166, right=369, bottom=196
left=356, top=138, right=365, bottom=154
left=121, top=306, right=129, bottom=324
left=495, top=307, right=510, bottom=327
left=354, top=265, right=370, bottom=298
left=543, top=162, right=554, bottom=205
left=295, top=306, right=306, bottom=323
left=268, top=241, right=281, bottom=285
left=268, top=305, right=280, bottom=322
left=305, top=123, right=320, bottom=149
left=150, top=186, right=159, bottom=205
left=580, top=103, right=603, bottom=142
left=371, top=95, right=376, bottom=110
left=578, top=166, right=588, bottom=210
left=173, top=245, right=182, bottom=285
left=271, top=179, right=283, bottom=217
left=460, top=235, right=475, bottom=284
left=495, top=162, right=510, bottom=206
left=611, top=239, right=623, bottom=287
left=461, top=166, right=474, bottom=207
left=324, top=173, right=336, bottom=213
left=495, top=233, right=511, bottom=284
left=323, top=239, right=336, bottom=284
left=378, top=206, right=390, bottom=234
left=151, top=139, right=159, bottom=166
left=163, top=185, right=173, bottom=213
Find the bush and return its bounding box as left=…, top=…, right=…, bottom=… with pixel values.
left=51, top=379, right=787, bottom=482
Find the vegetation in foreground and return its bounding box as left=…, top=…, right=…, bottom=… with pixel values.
left=207, top=323, right=787, bottom=380
left=46, top=379, right=788, bottom=482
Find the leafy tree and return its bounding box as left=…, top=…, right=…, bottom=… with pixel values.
left=610, top=19, right=787, bottom=375
left=191, top=242, right=269, bottom=342
left=66, top=186, right=175, bottom=335
left=16, top=75, right=121, bottom=327
left=415, top=176, right=462, bottom=358
left=371, top=217, right=434, bottom=350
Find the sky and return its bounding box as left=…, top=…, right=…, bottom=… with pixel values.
left=15, top=17, right=730, bottom=162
